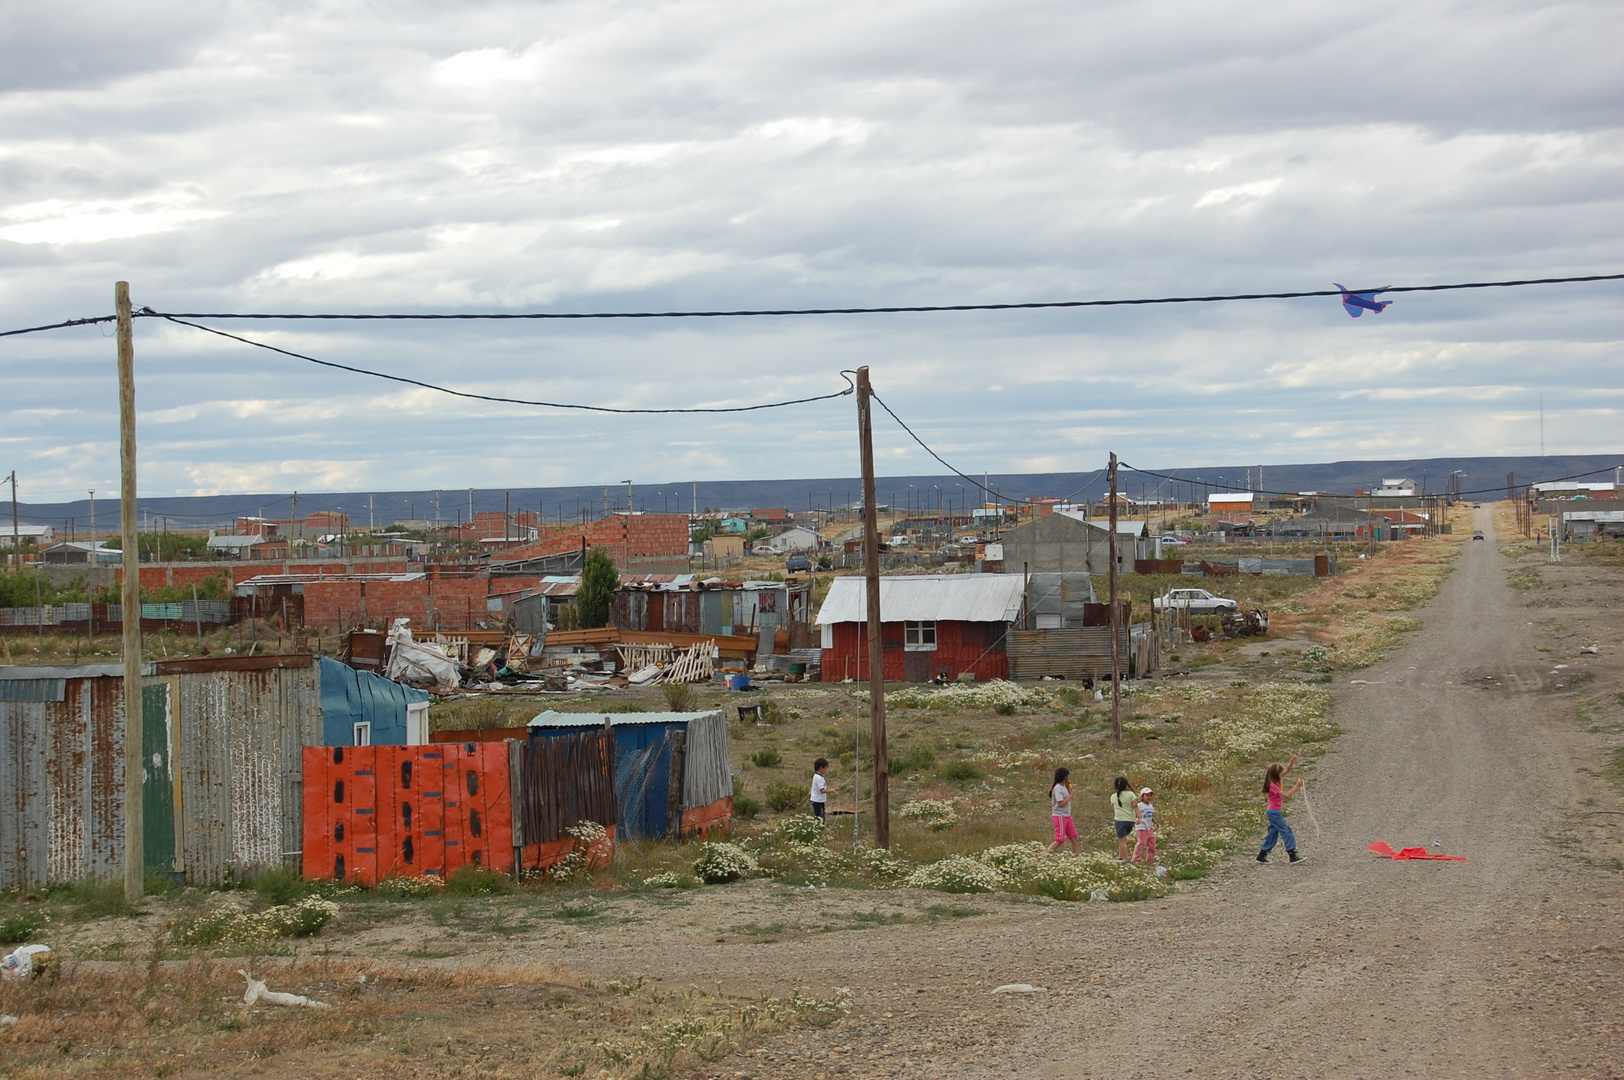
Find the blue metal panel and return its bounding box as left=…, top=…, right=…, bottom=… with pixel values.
left=532, top=722, right=674, bottom=840
left=319, top=657, right=429, bottom=746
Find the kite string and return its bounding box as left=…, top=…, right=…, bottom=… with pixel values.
left=1298, top=780, right=1323, bottom=840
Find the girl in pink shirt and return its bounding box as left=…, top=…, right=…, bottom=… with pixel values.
left=1256, top=754, right=1305, bottom=864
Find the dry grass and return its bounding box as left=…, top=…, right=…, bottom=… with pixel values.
left=0, top=953, right=846, bottom=1079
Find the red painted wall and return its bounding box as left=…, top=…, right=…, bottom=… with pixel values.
left=821, top=620, right=1009, bottom=683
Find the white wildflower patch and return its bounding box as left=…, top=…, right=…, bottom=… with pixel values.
left=1203, top=683, right=1331, bottom=757
left=174, top=897, right=337, bottom=952
left=860, top=847, right=911, bottom=881
left=897, top=799, right=958, bottom=830
left=641, top=871, right=693, bottom=889
left=549, top=820, right=609, bottom=883
left=903, top=855, right=1003, bottom=893
left=971, top=748, right=1046, bottom=770
left=875, top=679, right=1052, bottom=712
left=692, top=842, right=758, bottom=884
left=375, top=875, right=444, bottom=899
left=975, top=842, right=1049, bottom=880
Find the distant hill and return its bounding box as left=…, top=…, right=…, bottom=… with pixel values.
left=11, top=453, right=1620, bottom=531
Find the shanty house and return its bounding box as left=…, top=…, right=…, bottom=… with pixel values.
left=1207, top=492, right=1254, bottom=520
left=752, top=526, right=821, bottom=556
left=526, top=710, right=733, bottom=841
left=816, top=574, right=1026, bottom=683
left=318, top=656, right=431, bottom=747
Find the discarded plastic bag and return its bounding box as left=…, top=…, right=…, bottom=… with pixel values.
left=991, top=983, right=1046, bottom=994
left=0, top=945, right=50, bottom=980
left=240, top=969, right=330, bottom=1009
left=1088, top=890, right=1109, bottom=902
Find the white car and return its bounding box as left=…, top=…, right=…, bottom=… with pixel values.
left=1152, top=588, right=1239, bottom=614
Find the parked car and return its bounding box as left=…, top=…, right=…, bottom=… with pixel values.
left=888, top=535, right=912, bottom=547
left=1159, top=537, right=1189, bottom=546
left=1472, top=530, right=1484, bottom=541
left=1153, top=588, right=1239, bottom=614
left=786, top=553, right=812, bottom=571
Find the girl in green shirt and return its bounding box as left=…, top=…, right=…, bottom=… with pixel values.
left=1110, top=776, right=1137, bottom=860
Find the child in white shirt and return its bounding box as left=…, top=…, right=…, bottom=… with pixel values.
left=810, top=757, right=836, bottom=822
left=1132, top=787, right=1157, bottom=863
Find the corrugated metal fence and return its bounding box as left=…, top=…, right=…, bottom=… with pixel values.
left=0, top=602, right=230, bottom=628
left=0, top=655, right=320, bottom=890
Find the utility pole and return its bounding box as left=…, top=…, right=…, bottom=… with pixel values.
left=1108, top=453, right=1122, bottom=743
left=115, top=281, right=144, bottom=902
left=89, top=490, right=96, bottom=545
left=368, top=493, right=374, bottom=532
left=504, top=490, right=511, bottom=545
left=7, top=470, right=16, bottom=570
left=856, top=367, right=889, bottom=848
left=291, top=491, right=299, bottom=545
left=624, top=480, right=633, bottom=515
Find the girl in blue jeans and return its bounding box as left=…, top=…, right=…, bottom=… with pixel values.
left=1257, top=754, right=1305, bottom=864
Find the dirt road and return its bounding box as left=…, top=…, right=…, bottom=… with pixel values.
left=574, top=507, right=1623, bottom=1078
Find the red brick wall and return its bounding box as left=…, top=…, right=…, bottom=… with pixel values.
left=497, top=514, right=689, bottom=566
left=300, top=574, right=546, bottom=630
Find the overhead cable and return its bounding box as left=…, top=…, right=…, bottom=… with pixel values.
left=157, top=316, right=854, bottom=414
left=868, top=391, right=1029, bottom=505
left=1118, top=461, right=1624, bottom=501
left=136, top=273, right=1624, bottom=322
left=0, top=315, right=117, bottom=339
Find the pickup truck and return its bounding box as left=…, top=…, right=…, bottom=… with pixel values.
left=1152, top=588, right=1239, bottom=614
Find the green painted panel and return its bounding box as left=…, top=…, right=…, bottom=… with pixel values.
left=141, top=684, right=176, bottom=872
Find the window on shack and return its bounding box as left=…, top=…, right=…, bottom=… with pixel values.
left=904, top=620, right=937, bottom=651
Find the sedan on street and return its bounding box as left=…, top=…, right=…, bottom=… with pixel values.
left=1153, top=588, right=1239, bottom=614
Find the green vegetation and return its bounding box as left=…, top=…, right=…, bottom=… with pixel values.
left=577, top=546, right=620, bottom=628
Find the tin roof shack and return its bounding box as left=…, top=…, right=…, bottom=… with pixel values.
left=527, top=710, right=733, bottom=841
left=614, top=577, right=810, bottom=642
left=1022, top=573, right=1099, bottom=629
left=41, top=540, right=118, bottom=565
left=0, top=654, right=321, bottom=890
left=319, top=656, right=431, bottom=747
left=752, top=526, right=821, bottom=556
left=1563, top=510, right=1624, bottom=540
left=816, top=574, right=1026, bottom=683
left=997, top=510, right=1145, bottom=577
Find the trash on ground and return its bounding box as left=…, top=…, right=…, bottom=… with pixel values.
left=0, top=945, right=50, bottom=980
left=1368, top=841, right=1467, bottom=861
left=991, top=983, right=1046, bottom=994
left=240, top=969, right=331, bottom=1009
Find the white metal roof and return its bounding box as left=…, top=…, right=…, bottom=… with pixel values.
left=1563, top=510, right=1624, bottom=522
left=815, top=574, right=1026, bottom=625
left=527, top=709, right=725, bottom=728
left=1207, top=492, right=1255, bottom=504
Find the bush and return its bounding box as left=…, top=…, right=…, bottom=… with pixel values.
left=662, top=681, right=694, bottom=710
left=890, top=744, right=936, bottom=773
left=938, top=759, right=982, bottom=783
left=751, top=747, right=783, bottom=768
left=173, top=897, right=337, bottom=951
left=731, top=796, right=761, bottom=820
left=764, top=780, right=802, bottom=812
left=251, top=865, right=308, bottom=907
left=446, top=864, right=514, bottom=896
left=903, top=856, right=1001, bottom=893
left=763, top=815, right=823, bottom=845
left=0, top=909, right=47, bottom=945
left=898, top=799, right=959, bottom=830
left=692, top=842, right=758, bottom=884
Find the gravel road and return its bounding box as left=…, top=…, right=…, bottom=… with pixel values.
left=575, top=507, right=1623, bottom=1078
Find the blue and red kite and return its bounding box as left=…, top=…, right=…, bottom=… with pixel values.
left=1335, top=283, right=1393, bottom=318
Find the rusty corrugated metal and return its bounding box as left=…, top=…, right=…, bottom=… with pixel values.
left=0, top=658, right=320, bottom=889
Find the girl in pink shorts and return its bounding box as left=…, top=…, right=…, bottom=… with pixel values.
left=1046, top=767, right=1080, bottom=855
left=1132, top=787, right=1157, bottom=863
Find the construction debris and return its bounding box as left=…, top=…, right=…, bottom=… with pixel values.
left=240, top=970, right=331, bottom=1009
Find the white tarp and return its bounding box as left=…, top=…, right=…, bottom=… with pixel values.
left=384, top=618, right=460, bottom=690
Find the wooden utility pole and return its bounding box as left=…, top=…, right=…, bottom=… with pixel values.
left=7, top=470, right=16, bottom=570
left=1108, top=452, right=1122, bottom=743
left=116, top=281, right=144, bottom=902
left=856, top=367, right=889, bottom=848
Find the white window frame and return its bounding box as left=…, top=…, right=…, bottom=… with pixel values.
left=352, top=721, right=372, bottom=747
left=904, top=620, right=937, bottom=651
left=405, top=702, right=431, bottom=746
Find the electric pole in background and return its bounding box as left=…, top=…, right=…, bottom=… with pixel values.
left=856, top=367, right=889, bottom=848
left=7, top=471, right=17, bottom=570
left=116, top=281, right=144, bottom=902
left=1108, top=453, right=1122, bottom=743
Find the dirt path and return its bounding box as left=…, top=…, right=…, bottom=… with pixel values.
left=569, top=507, right=1623, bottom=1078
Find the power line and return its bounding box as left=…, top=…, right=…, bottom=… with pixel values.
left=2, top=272, right=1619, bottom=340
left=868, top=391, right=1027, bottom=505
left=1118, top=460, right=1623, bottom=501
left=0, top=315, right=117, bottom=339
left=157, top=316, right=855, bottom=414
left=135, top=272, right=1624, bottom=322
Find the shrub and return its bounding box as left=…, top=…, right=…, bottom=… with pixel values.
left=662, top=681, right=694, bottom=710
left=903, top=856, right=1001, bottom=893
left=859, top=847, right=911, bottom=881
left=376, top=875, right=445, bottom=899
left=763, top=815, right=823, bottom=845
left=938, top=759, right=982, bottom=783
left=693, top=842, right=758, bottom=884
left=731, top=796, right=761, bottom=820
left=0, top=909, right=47, bottom=945
left=764, top=780, right=802, bottom=812
left=173, top=897, right=337, bottom=951
left=641, top=871, right=696, bottom=889
left=751, top=747, right=783, bottom=768
left=446, top=864, right=514, bottom=896
left=897, top=799, right=958, bottom=830
left=890, top=744, right=936, bottom=773
left=251, top=865, right=307, bottom=907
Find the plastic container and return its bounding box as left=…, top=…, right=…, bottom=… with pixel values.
left=728, top=674, right=751, bottom=691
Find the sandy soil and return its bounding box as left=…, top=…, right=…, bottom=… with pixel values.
left=546, top=505, right=1624, bottom=1078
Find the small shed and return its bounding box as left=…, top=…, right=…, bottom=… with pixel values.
left=318, top=656, right=431, bottom=747
left=816, top=574, right=1026, bottom=683
left=526, top=710, right=733, bottom=840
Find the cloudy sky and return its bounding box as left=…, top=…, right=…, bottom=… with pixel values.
left=1, top=0, right=1620, bottom=502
